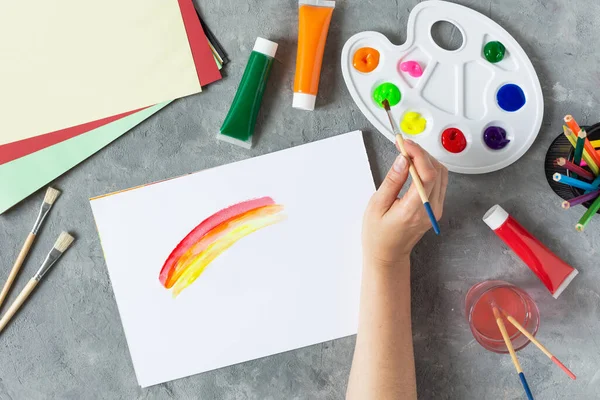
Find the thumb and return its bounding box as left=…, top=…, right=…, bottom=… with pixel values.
left=371, top=155, right=409, bottom=213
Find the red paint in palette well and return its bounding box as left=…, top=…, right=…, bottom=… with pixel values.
left=159, top=197, right=276, bottom=287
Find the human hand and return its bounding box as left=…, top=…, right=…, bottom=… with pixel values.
left=362, top=140, right=448, bottom=267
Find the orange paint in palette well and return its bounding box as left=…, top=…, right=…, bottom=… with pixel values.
left=352, top=47, right=380, bottom=73
left=159, top=197, right=286, bottom=297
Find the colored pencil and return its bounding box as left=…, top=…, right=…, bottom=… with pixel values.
left=583, top=135, right=600, bottom=168
left=588, top=175, right=600, bottom=193
left=492, top=306, right=534, bottom=400
left=562, top=190, right=600, bottom=209
left=563, top=126, right=600, bottom=175
left=499, top=308, right=576, bottom=380
left=564, top=115, right=582, bottom=136
left=591, top=139, right=600, bottom=148
left=573, top=130, right=585, bottom=167
left=0, top=187, right=60, bottom=311
left=564, top=115, right=600, bottom=169
left=0, top=232, right=74, bottom=334
left=381, top=99, right=440, bottom=235
left=553, top=173, right=599, bottom=192
left=556, top=158, right=595, bottom=181
left=576, top=194, right=600, bottom=232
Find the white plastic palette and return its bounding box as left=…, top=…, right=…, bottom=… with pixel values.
left=341, top=0, right=544, bottom=174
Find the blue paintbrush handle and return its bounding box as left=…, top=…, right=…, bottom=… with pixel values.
left=518, top=372, right=534, bottom=400
left=423, top=202, right=440, bottom=235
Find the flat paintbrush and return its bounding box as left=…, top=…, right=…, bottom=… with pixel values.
left=381, top=99, right=440, bottom=235
left=0, top=187, right=60, bottom=310
left=0, top=232, right=74, bottom=334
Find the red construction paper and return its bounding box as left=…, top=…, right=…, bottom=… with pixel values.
left=179, top=0, right=222, bottom=86
left=0, top=109, right=143, bottom=165
left=0, top=0, right=220, bottom=165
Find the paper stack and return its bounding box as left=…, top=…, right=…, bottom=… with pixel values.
left=0, top=0, right=226, bottom=214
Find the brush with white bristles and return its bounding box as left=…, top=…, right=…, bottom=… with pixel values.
left=0, top=232, right=74, bottom=334
left=0, top=187, right=61, bottom=311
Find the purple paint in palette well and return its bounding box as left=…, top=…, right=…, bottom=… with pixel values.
left=484, top=126, right=510, bottom=150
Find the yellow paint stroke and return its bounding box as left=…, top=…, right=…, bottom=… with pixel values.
left=171, top=212, right=286, bottom=297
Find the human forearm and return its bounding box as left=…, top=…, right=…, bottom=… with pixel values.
left=346, top=141, right=447, bottom=399
left=346, top=257, right=417, bottom=400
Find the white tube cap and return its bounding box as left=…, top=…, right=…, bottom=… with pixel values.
left=483, top=204, right=509, bottom=230
left=253, top=37, right=278, bottom=58
left=293, top=93, right=316, bottom=111
left=552, top=268, right=578, bottom=298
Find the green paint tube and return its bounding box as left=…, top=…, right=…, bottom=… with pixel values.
left=218, top=37, right=278, bottom=148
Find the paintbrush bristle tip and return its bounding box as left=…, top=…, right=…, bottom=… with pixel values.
left=54, top=232, right=75, bottom=253
left=44, top=187, right=61, bottom=205
left=491, top=305, right=501, bottom=318
left=381, top=99, right=391, bottom=111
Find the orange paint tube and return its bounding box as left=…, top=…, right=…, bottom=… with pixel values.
left=293, top=0, right=335, bottom=111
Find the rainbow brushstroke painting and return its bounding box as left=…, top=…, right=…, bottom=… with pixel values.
left=159, top=197, right=286, bottom=297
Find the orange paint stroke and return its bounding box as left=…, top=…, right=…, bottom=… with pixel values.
left=159, top=197, right=285, bottom=296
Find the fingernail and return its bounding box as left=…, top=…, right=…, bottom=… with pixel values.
left=393, top=155, right=407, bottom=173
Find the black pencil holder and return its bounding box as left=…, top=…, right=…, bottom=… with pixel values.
left=544, top=122, right=600, bottom=213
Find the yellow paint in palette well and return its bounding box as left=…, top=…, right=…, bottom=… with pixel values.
left=171, top=212, right=287, bottom=297
left=400, top=112, right=427, bottom=135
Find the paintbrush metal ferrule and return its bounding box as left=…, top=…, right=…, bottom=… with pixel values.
left=33, top=248, right=64, bottom=281
left=31, top=202, right=52, bottom=235
left=34, top=232, right=74, bottom=280
left=382, top=100, right=401, bottom=136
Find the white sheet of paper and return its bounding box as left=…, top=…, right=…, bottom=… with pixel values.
left=0, top=0, right=200, bottom=145
left=90, top=131, right=375, bottom=387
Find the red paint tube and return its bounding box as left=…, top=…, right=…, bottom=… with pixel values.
left=483, top=205, right=578, bottom=298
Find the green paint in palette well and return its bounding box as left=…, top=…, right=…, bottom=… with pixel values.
left=372, top=82, right=401, bottom=108
left=0, top=102, right=170, bottom=214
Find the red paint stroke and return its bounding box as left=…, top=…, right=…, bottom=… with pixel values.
left=1, top=0, right=220, bottom=164
left=178, top=0, right=222, bottom=86
left=159, top=197, right=276, bottom=288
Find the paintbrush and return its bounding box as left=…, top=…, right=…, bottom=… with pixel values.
left=499, top=308, right=576, bottom=380
left=381, top=99, right=440, bottom=235
left=0, top=187, right=60, bottom=310
left=0, top=232, right=74, bottom=334
left=492, top=304, right=534, bottom=400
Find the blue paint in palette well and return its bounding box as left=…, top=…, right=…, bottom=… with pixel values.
left=497, top=84, right=526, bottom=112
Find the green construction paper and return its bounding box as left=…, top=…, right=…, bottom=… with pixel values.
left=0, top=102, right=170, bottom=214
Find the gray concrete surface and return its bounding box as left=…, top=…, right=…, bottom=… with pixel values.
left=1, top=0, right=599, bottom=398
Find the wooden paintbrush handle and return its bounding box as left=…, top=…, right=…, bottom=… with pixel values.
left=396, top=135, right=429, bottom=203
left=407, top=163, right=429, bottom=202
left=0, top=233, right=35, bottom=309
left=0, top=279, right=38, bottom=334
